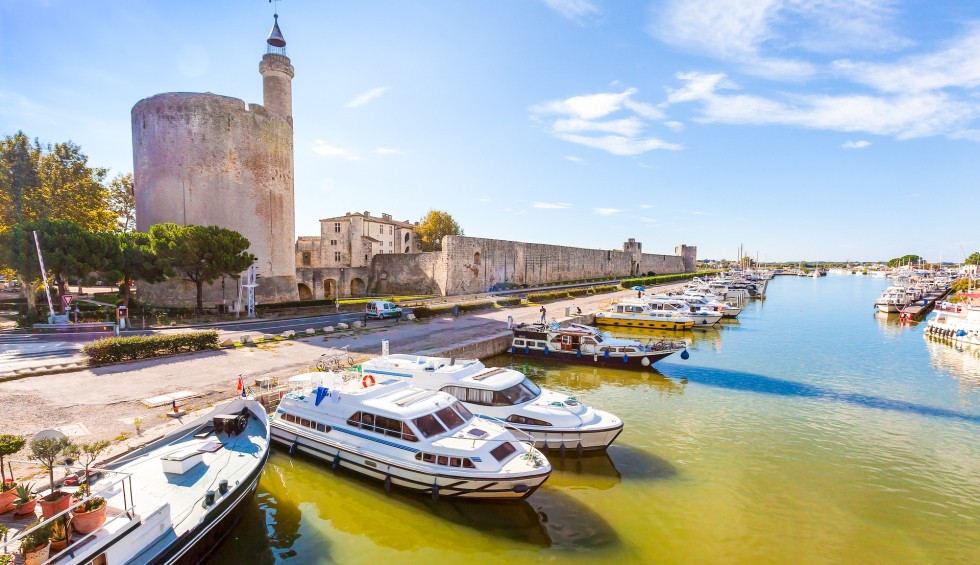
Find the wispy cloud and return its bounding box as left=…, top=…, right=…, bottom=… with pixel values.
left=345, top=86, right=391, bottom=108
left=593, top=207, right=622, bottom=216
left=842, top=140, right=871, bottom=149
left=564, top=156, right=586, bottom=164
left=533, top=202, right=573, bottom=209
left=375, top=147, right=403, bottom=155
left=478, top=197, right=492, bottom=203
left=541, top=0, right=598, bottom=21
left=312, top=140, right=359, bottom=160
left=639, top=204, right=655, bottom=209
left=663, top=120, right=685, bottom=132
left=504, top=208, right=527, bottom=216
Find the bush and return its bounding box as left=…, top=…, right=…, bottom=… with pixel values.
left=620, top=271, right=718, bottom=289
left=526, top=285, right=619, bottom=303
left=494, top=297, right=522, bottom=307
left=257, top=298, right=336, bottom=311
left=82, top=330, right=219, bottom=365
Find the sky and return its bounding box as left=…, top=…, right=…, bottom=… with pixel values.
left=2, top=0, right=979, bottom=263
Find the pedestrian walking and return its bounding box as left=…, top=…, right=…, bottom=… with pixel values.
left=539, top=305, right=546, bottom=322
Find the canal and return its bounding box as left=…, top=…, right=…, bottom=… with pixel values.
left=211, top=274, right=979, bottom=564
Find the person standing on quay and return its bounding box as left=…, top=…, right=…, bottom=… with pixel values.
left=540, top=306, right=546, bottom=322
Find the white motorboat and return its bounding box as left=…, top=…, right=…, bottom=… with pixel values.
left=509, top=322, right=687, bottom=369
left=0, top=397, right=270, bottom=564
left=595, top=299, right=695, bottom=330
left=643, top=296, right=723, bottom=325
left=925, top=301, right=980, bottom=346
left=271, top=372, right=551, bottom=500
left=361, top=353, right=623, bottom=451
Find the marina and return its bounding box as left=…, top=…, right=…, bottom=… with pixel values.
left=206, top=275, right=980, bottom=564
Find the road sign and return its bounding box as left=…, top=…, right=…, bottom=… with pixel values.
left=62, top=294, right=74, bottom=308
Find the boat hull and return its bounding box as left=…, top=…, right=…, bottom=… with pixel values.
left=270, top=425, right=550, bottom=500
left=876, top=302, right=903, bottom=313
left=519, top=423, right=624, bottom=451
left=594, top=316, right=694, bottom=330
left=507, top=345, right=678, bottom=370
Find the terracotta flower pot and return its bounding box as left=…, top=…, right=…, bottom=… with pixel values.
left=23, top=542, right=51, bottom=565
left=71, top=501, right=108, bottom=534
left=39, top=491, right=72, bottom=519
left=14, top=498, right=37, bottom=516
left=0, top=488, right=16, bottom=514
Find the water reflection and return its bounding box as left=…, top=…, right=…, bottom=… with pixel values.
left=874, top=311, right=909, bottom=337
left=548, top=444, right=677, bottom=491
left=491, top=356, right=686, bottom=396
left=924, top=336, right=980, bottom=388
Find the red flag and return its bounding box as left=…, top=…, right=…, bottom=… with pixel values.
left=236, top=377, right=243, bottom=391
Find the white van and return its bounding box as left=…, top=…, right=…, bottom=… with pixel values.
left=365, top=300, right=403, bottom=319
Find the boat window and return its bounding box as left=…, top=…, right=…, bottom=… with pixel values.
left=593, top=335, right=603, bottom=343
left=346, top=412, right=363, bottom=427
left=450, top=457, right=462, bottom=467
left=515, top=339, right=524, bottom=346
left=437, top=455, right=449, bottom=466
left=300, top=418, right=311, bottom=428
left=490, top=442, right=517, bottom=462
left=435, top=406, right=465, bottom=431
left=441, top=385, right=494, bottom=406
left=401, top=422, right=418, bottom=442
left=506, top=414, right=553, bottom=426
left=413, top=414, right=448, bottom=438
left=422, top=453, right=435, bottom=463
left=452, top=401, right=474, bottom=421
left=463, top=458, right=476, bottom=469
left=491, top=378, right=541, bottom=406
left=415, top=452, right=423, bottom=461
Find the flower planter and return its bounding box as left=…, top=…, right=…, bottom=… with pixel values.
left=23, top=542, right=50, bottom=565
left=14, top=498, right=37, bottom=516
left=71, top=502, right=108, bottom=534
left=39, top=491, right=72, bottom=519
left=0, top=487, right=17, bottom=513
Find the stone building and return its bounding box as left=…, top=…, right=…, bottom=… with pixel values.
left=131, top=15, right=298, bottom=307
left=297, top=230, right=696, bottom=299
left=295, top=212, right=417, bottom=299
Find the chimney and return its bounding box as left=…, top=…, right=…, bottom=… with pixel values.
left=364, top=211, right=370, bottom=217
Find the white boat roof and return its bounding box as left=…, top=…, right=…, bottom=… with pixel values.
left=362, top=355, right=526, bottom=390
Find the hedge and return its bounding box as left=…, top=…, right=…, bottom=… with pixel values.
left=619, top=271, right=719, bottom=289
left=411, top=296, right=524, bottom=318
left=526, top=285, right=619, bottom=303
left=82, top=330, right=219, bottom=365
left=257, top=298, right=336, bottom=311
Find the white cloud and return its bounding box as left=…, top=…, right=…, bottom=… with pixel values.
left=478, top=197, right=493, bottom=203
left=541, top=0, right=598, bottom=21
left=593, top=208, right=622, bottom=216
left=312, top=140, right=359, bottom=160
left=648, top=0, right=906, bottom=80
left=375, top=147, right=403, bottom=155
left=637, top=163, right=652, bottom=168
left=531, top=87, right=680, bottom=155
left=639, top=204, right=655, bottom=209
left=664, top=120, right=685, bottom=132
left=532, top=202, right=573, bottom=209
left=345, top=86, right=391, bottom=108
left=564, top=156, right=586, bottom=164
left=842, top=140, right=871, bottom=149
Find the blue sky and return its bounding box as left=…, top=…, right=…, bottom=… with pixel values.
left=2, top=0, right=979, bottom=263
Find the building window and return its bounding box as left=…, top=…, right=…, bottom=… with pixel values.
left=302, top=251, right=312, bottom=266
left=389, top=241, right=392, bottom=247
left=404, top=233, right=410, bottom=243
left=379, top=224, right=383, bottom=234
left=389, top=226, right=393, bottom=235
left=405, top=246, right=410, bottom=253
left=334, top=252, right=341, bottom=262
left=330, top=239, right=337, bottom=246
left=364, top=254, right=369, bottom=262
left=334, top=223, right=341, bottom=233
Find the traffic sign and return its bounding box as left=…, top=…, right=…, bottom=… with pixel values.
left=62, top=294, right=73, bottom=308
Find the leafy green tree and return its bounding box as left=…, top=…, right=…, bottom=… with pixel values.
left=0, top=132, right=115, bottom=233
left=32, top=219, right=115, bottom=306
left=150, top=223, right=255, bottom=311
left=106, top=231, right=166, bottom=307
left=0, top=223, right=44, bottom=315
left=416, top=209, right=462, bottom=252
left=108, top=173, right=136, bottom=232
left=887, top=254, right=923, bottom=268
left=965, top=252, right=980, bottom=265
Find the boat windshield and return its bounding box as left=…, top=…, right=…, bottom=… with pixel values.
left=412, top=413, right=448, bottom=438
left=435, top=406, right=466, bottom=431
left=492, top=378, right=541, bottom=406
left=594, top=334, right=604, bottom=343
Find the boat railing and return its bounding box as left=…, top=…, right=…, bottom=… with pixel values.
left=0, top=463, right=136, bottom=561
left=473, top=414, right=537, bottom=446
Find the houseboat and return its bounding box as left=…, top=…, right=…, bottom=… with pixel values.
left=509, top=322, right=686, bottom=369
left=594, top=299, right=695, bottom=330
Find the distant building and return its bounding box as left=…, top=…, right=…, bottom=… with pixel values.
left=295, top=211, right=417, bottom=299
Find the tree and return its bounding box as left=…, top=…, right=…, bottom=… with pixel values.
left=106, top=231, right=166, bottom=307
left=887, top=254, right=924, bottom=268
left=0, top=132, right=115, bottom=233
left=108, top=173, right=136, bottom=232
left=0, top=435, right=26, bottom=488
left=966, top=252, right=980, bottom=265
left=32, top=219, right=114, bottom=306
left=416, top=210, right=462, bottom=252
left=0, top=223, right=44, bottom=315
left=151, top=223, right=255, bottom=311
left=28, top=436, right=75, bottom=497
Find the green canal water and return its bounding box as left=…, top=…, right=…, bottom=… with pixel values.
left=212, top=275, right=979, bottom=564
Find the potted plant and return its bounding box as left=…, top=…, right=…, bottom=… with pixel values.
left=71, top=440, right=111, bottom=534
left=13, top=482, right=37, bottom=516
left=49, top=515, right=72, bottom=552
left=0, top=434, right=26, bottom=513
left=18, top=519, right=52, bottom=565
left=28, top=436, right=76, bottom=519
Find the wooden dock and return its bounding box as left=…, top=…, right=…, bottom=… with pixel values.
left=899, top=288, right=952, bottom=321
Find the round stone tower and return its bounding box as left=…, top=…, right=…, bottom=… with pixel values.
left=131, top=15, right=299, bottom=306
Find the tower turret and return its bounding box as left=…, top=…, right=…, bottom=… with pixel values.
left=259, top=14, right=294, bottom=125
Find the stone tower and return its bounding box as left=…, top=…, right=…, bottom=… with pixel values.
left=675, top=244, right=698, bottom=272
left=131, top=15, right=299, bottom=307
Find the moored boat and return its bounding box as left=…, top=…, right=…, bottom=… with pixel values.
left=270, top=372, right=551, bottom=499
left=360, top=352, right=624, bottom=451
left=594, top=299, right=695, bottom=330
left=508, top=322, right=686, bottom=369
left=0, top=397, right=270, bottom=565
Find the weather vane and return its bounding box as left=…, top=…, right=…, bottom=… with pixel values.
left=270, top=0, right=282, bottom=16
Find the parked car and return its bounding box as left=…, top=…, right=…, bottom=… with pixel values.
left=365, top=300, right=403, bottom=319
